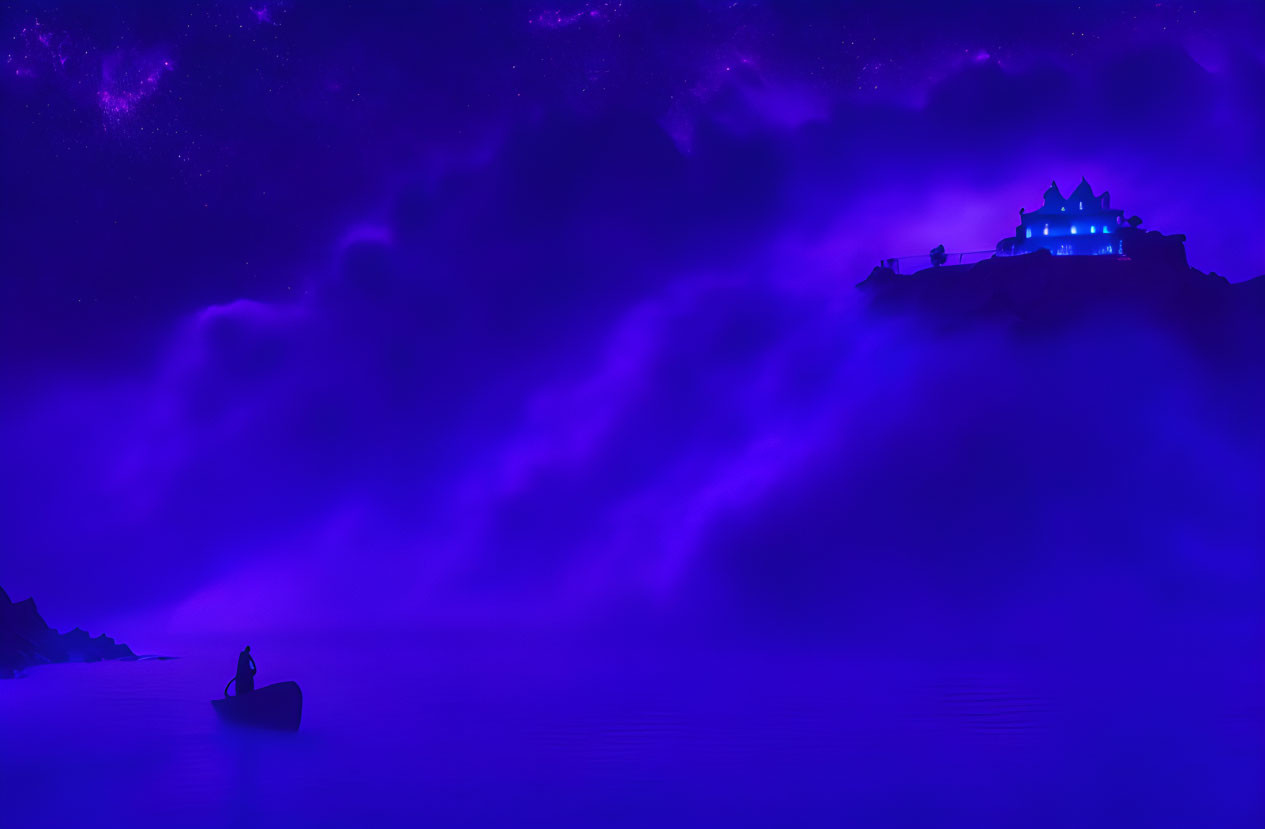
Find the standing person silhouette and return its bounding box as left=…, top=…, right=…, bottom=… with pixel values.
left=236, top=646, right=257, bottom=694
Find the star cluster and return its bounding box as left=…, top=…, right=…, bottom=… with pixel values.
left=98, top=49, right=173, bottom=122
left=528, top=3, right=624, bottom=30
left=7, top=18, right=73, bottom=78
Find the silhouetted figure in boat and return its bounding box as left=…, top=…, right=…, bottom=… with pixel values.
left=234, top=645, right=257, bottom=694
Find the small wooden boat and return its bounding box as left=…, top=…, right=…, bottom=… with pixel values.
left=212, top=681, right=303, bottom=731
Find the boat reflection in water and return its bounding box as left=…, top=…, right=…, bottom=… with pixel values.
left=212, top=680, right=303, bottom=732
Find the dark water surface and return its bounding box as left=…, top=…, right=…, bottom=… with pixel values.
left=2, top=633, right=1261, bottom=827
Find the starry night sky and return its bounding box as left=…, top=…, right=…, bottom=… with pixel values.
left=3, top=1, right=1263, bottom=635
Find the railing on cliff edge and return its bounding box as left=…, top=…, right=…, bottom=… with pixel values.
left=878, top=249, right=1008, bottom=274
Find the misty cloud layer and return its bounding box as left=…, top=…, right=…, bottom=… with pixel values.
left=2, top=2, right=1262, bottom=638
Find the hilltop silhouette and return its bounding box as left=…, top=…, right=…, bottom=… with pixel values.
left=860, top=227, right=1264, bottom=358
left=0, top=586, right=135, bottom=678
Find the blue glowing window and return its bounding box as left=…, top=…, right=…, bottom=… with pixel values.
left=1079, top=201, right=1083, bottom=210
left=1102, top=225, right=1109, bottom=233
left=1071, top=225, right=1077, bottom=234
left=1060, top=206, right=1065, bottom=212
left=1043, top=225, right=1049, bottom=236
left=1025, top=228, right=1032, bottom=238
left=1091, top=225, right=1096, bottom=233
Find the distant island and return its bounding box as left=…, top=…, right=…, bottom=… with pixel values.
left=0, top=586, right=136, bottom=678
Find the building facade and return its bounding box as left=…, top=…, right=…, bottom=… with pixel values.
left=996, top=178, right=1126, bottom=257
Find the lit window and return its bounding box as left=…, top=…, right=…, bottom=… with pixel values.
left=1079, top=201, right=1083, bottom=210
left=1102, top=225, right=1109, bottom=233
left=1060, top=206, right=1065, bottom=212
left=1025, top=228, right=1032, bottom=238
left=1043, top=224, right=1049, bottom=236
left=1071, top=225, right=1077, bottom=234
left=1091, top=225, right=1097, bottom=233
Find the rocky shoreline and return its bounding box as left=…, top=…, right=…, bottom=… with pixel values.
left=0, top=586, right=136, bottom=678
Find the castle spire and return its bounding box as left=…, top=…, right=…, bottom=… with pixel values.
left=1043, top=179, right=1064, bottom=205
left=1070, top=176, right=1096, bottom=201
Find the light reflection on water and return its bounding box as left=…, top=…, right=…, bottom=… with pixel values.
left=1, top=634, right=1260, bottom=828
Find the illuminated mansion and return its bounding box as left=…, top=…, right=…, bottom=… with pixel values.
left=997, top=178, right=1126, bottom=257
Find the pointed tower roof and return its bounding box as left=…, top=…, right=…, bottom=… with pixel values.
left=1069, top=176, right=1096, bottom=201
left=1043, top=179, right=1063, bottom=201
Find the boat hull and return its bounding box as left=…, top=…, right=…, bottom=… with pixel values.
left=212, top=681, right=303, bottom=731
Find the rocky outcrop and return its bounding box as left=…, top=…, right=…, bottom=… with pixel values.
left=858, top=232, right=1263, bottom=362
left=0, top=586, right=135, bottom=678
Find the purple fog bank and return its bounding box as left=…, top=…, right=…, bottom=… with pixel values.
left=1, top=2, right=1263, bottom=827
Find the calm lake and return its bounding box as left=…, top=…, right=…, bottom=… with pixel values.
left=2, top=631, right=1261, bottom=827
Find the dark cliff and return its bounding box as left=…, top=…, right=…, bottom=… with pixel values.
left=0, top=586, right=135, bottom=678
left=858, top=228, right=1263, bottom=362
